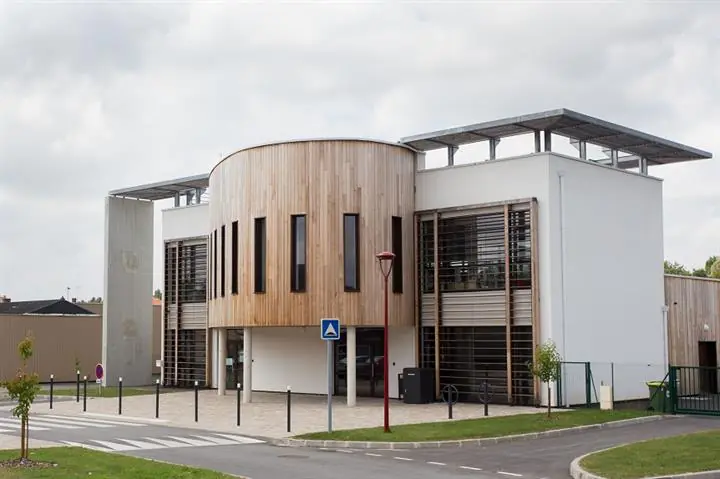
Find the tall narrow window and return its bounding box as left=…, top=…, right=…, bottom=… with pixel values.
left=220, top=225, right=226, bottom=297
left=231, top=221, right=238, bottom=295
left=254, top=217, right=266, bottom=293
left=213, top=229, right=218, bottom=299
left=290, top=214, right=306, bottom=292
left=343, top=214, right=360, bottom=291
left=392, top=216, right=403, bottom=293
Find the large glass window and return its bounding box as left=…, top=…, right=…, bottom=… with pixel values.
left=290, top=215, right=306, bottom=292
left=220, top=225, right=226, bottom=297
left=343, top=214, right=360, bottom=291
left=391, top=216, right=403, bottom=293
left=254, top=217, right=266, bottom=293
left=231, top=221, right=238, bottom=295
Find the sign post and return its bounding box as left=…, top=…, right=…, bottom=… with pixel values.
left=95, top=363, right=104, bottom=396
left=320, top=318, right=340, bottom=433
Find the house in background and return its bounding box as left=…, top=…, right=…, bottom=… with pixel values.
left=0, top=296, right=162, bottom=383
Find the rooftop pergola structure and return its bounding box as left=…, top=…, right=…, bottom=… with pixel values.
left=400, top=108, right=712, bottom=174
left=102, top=173, right=209, bottom=387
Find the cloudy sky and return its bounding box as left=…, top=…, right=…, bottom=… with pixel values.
left=1, top=0, right=718, bottom=301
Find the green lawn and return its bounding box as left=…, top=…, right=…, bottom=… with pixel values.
left=50, top=386, right=162, bottom=398
left=580, top=430, right=720, bottom=479
left=0, top=447, right=236, bottom=478
left=296, top=408, right=656, bottom=442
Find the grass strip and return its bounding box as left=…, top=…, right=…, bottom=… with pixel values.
left=296, top=408, right=656, bottom=442
left=580, top=429, right=720, bottom=479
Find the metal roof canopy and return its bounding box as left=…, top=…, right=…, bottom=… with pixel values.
left=108, top=173, right=209, bottom=201
left=400, top=108, right=712, bottom=165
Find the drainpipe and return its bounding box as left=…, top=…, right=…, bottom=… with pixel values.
left=558, top=172, right=568, bottom=406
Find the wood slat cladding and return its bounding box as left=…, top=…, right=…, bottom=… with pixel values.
left=208, top=140, right=416, bottom=328
left=666, top=274, right=720, bottom=367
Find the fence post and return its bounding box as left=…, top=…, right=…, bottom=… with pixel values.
left=155, top=379, right=160, bottom=418
left=584, top=362, right=591, bottom=408
left=286, top=386, right=292, bottom=433
left=669, top=366, right=677, bottom=415
left=49, top=374, right=54, bottom=410
left=556, top=363, right=563, bottom=408
left=236, top=383, right=241, bottom=427
left=118, top=377, right=123, bottom=415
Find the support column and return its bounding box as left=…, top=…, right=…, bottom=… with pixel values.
left=534, top=131, right=541, bottom=153
left=543, top=130, right=552, bottom=152
left=243, top=327, right=253, bottom=403
left=217, top=328, right=227, bottom=395
left=347, top=326, right=357, bottom=407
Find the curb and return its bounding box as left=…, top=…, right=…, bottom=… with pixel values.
left=270, top=414, right=672, bottom=450
left=570, top=445, right=720, bottom=479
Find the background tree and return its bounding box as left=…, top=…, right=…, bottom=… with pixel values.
left=528, top=339, right=562, bottom=418
left=153, top=288, right=162, bottom=300
left=1, top=335, right=41, bottom=461
left=664, top=260, right=690, bottom=276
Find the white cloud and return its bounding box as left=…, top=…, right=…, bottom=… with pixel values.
left=1, top=1, right=719, bottom=299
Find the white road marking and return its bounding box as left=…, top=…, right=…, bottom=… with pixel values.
left=393, top=456, right=413, bottom=461
left=460, top=465, right=484, bottom=471
left=141, top=437, right=193, bottom=448
left=191, top=435, right=244, bottom=446
left=0, top=428, right=11, bottom=433
left=365, top=453, right=383, bottom=457
left=211, top=433, right=265, bottom=444
left=61, top=440, right=111, bottom=452
left=335, top=449, right=354, bottom=454
left=32, top=417, right=113, bottom=428
left=42, top=414, right=147, bottom=427
left=0, top=419, right=50, bottom=431
left=427, top=461, right=446, bottom=466
left=88, top=439, right=137, bottom=451
left=498, top=472, right=523, bottom=477
left=115, top=438, right=166, bottom=450
left=166, top=435, right=218, bottom=447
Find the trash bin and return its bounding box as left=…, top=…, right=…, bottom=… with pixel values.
left=647, top=380, right=668, bottom=412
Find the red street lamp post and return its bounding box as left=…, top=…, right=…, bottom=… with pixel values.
left=376, top=251, right=395, bottom=433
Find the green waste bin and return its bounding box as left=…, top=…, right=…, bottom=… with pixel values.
left=647, top=380, right=668, bottom=412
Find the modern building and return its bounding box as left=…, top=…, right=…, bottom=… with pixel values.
left=103, top=108, right=712, bottom=408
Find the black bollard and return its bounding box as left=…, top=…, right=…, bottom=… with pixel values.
left=286, top=386, right=292, bottom=433
left=155, top=379, right=160, bottom=418
left=83, top=376, right=88, bottom=412
left=49, top=374, right=54, bottom=410
left=194, top=380, right=199, bottom=422
left=118, top=377, right=123, bottom=415
left=236, top=383, right=241, bottom=427
left=76, top=370, right=80, bottom=403
left=448, top=399, right=453, bottom=419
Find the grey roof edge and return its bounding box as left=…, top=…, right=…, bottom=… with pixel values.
left=400, top=108, right=713, bottom=159
left=108, top=173, right=210, bottom=197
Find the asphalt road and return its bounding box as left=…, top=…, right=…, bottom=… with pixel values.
left=1, top=407, right=718, bottom=479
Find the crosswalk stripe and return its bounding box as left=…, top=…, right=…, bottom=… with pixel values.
left=141, top=437, right=193, bottom=448
left=166, top=435, right=218, bottom=447
left=88, top=439, right=137, bottom=451
left=61, top=440, right=112, bottom=452
left=212, top=433, right=266, bottom=444
left=31, top=417, right=113, bottom=428
left=115, top=438, right=166, bottom=450
left=190, top=435, right=244, bottom=446
left=41, top=415, right=146, bottom=427
left=0, top=420, right=50, bottom=431
left=0, top=428, right=11, bottom=433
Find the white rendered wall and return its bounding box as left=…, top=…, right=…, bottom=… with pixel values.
left=103, top=196, right=154, bottom=387
left=546, top=155, right=666, bottom=405
left=415, top=153, right=666, bottom=406
left=162, top=203, right=209, bottom=240
left=251, top=326, right=416, bottom=398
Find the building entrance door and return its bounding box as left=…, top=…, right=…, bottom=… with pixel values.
left=226, top=329, right=244, bottom=390
left=334, top=328, right=384, bottom=398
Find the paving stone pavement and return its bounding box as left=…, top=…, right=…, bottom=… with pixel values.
left=0, top=433, right=58, bottom=450
left=42, top=390, right=540, bottom=438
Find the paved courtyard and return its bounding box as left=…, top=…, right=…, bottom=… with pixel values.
left=41, top=390, right=540, bottom=438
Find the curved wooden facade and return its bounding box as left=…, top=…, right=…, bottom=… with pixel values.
left=207, top=139, right=417, bottom=328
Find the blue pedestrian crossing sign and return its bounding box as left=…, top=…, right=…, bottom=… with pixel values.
left=321, top=318, right=340, bottom=341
